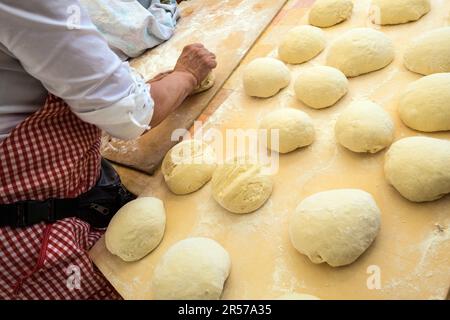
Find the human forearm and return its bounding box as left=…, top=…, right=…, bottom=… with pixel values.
left=149, top=71, right=197, bottom=127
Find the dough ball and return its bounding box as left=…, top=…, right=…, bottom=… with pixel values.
left=243, top=57, right=291, bottom=98
left=370, top=0, right=430, bottom=25
left=105, top=197, right=166, bottom=262
left=399, top=73, right=450, bottom=132
left=294, top=66, right=348, bottom=109
left=278, top=26, right=326, bottom=64
left=384, top=137, right=450, bottom=202
left=192, top=72, right=215, bottom=94
left=277, top=293, right=320, bottom=300
left=152, top=237, right=230, bottom=300
left=162, top=140, right=216, bottom=195
left=211, top=158, right=273, bottom=214
left=289, top=189, right=381, bottom=267
left=259, top=108, right=315, bottom=154
left=309, top=0, right=353, bottom=27
left=335, top=100, right=394, bottom=153
left=404, top=27, right=450, bottom=75
left=326, top=28, right=394, bottom=77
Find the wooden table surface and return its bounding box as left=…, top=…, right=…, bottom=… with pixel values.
left=91, top=0, right=450, bottom=300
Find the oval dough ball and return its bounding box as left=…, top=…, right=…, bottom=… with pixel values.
left=105, top=197, right=166, bottom=262
left=370, top=0, right=430, bottom=25
left=309, top=0, right=353, bottom=28
left=278, top=26, right=326, bottom=64
left=399, top=73, right=450, bottom=132
left=335, top=100, right=394, bottom=153
left=212, top=159, right=273, bottom=214
left=243, top=57, right=291, bottom=98
left=384, top=137, right=450, bottom=202
left=326, top=28, right=395, bottom=77
left=152, top=237, right=231, bottom=300
left=289, top=189, right=381, bottom=267
left=294, top=66, right=348, bottom=109
left=277, top=293, right=320, bottom=300
left=259, top=108, right=315, bottom=154
left=404, top=27, right=450, bottom=75
left=162, top=140, right=216, bottom=195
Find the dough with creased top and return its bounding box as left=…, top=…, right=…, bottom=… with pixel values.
left=162, top=139, right=216, bottom=195
left=211, top=158, right=273, bottom=214
left=289, top=189, right=381, bottom=267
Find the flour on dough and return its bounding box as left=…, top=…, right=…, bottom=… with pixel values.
left=370, top=0, right=430, bottom=25
left=326, top=28, right=394, bottom=77
left=289, top=189, right=381, bottom=267
left=309, top=0, right=353, bottom=28
left=278, top=26, right=326, bottom=64
left=152, top=237, right=231, bottom=300
left=403, top=27, right=450, bottom=75
left=335, top=100, right=394, bottom=153
left=243, top=57, right=291, bottom=98
left=212, top=158, right=273, bottom=214
left=399, top=73, right=450, bottom=132
left=384, top=137, right=450, bottom=202
left=259, top=108, right=315, bottom=154
left=294, top=66, right=348, bottom=109
left=105, top=197, right=166, bottom=262
left=162, top=139, right=216, bottom=195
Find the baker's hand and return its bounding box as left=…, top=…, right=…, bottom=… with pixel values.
left=174, top=44, right=217, bottom=86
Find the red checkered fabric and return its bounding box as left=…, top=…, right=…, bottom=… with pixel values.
left=0, top=95, right=121, bottom=300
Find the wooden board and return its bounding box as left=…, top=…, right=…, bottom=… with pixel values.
left=101, top=0, right=288, bottom=174
left=91, top=0, right=450, bottom=299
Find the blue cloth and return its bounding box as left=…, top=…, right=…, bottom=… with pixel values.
left=81, top=0, right=180, bottom=59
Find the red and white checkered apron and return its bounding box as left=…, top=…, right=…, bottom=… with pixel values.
left=0, top=95, right=121, bottom=300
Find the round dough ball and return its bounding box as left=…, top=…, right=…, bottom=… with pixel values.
left=309, top=0, right=353, bottom=27
left=289, top=189, right=381, bottom=267
left=326, top=28, right=395, bottom=77
left=335, top=100, right=394, bottom=153
left=105, top=197, right=166, bottom=262
left=370, top=0, right=430, bottom=25
left=212, top=159, right=273, bottom=214
left=384, top=137, right=450, bottom=202
left=404, top=27, right=450, bottom=75
left=243, top=57, right=291, bottom=98
left=277, top=293, right=320, bottom=300
left=294, top=66, right=348, bottom=109
left=259, top=108, right=315, bottom=154
left=399, top=73, right=450, bottom=132
left=162, top=140, right=216, bottom=195
left=278, top=26, right=326, bottom=64
left=152, top=237, right=230, bottom=300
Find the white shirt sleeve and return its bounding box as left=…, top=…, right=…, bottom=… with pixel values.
left=0, top=0, right=154, bottom=140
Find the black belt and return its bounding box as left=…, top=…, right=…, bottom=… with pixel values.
left=2, top=198, right=79, bottom=228
left=0, top=159, right=136, bottom=229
